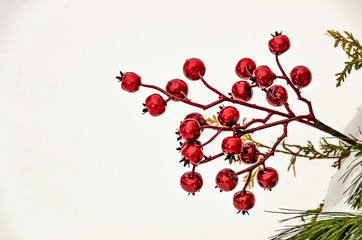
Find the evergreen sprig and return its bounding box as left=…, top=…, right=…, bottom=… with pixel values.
left=246, top=132, right=362, bottom=211
left=282, top=138, right=351, bottom=171
left=269, top=209, right=362, bottom=240
left=326, top=30, right=362, bottom=87
left=244, top=134, right=348, bottom=175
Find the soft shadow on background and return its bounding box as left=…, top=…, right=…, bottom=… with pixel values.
left=0, top=0, right=361, bottom=239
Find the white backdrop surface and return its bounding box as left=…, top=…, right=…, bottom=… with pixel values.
left=0, top=0, right=361, bottom=239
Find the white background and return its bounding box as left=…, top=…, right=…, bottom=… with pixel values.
left=0, top=0, right=361, bottom=239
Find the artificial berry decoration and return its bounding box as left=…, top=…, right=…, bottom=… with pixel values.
left=184, top=112, right=208, bottom=126
left=235, top=58, right=256, bottom=79
left=290, top=65, right=312, bottom=88
left=166, top=79, right=188, bottom=100
left=117, top=31, right=335, bottom=214
left=268, top=32, right=291, bottom=55
left=233, top=190, right=255, bottom=213
left=240, top=142, right=259, bottom=164
left=216, top=168, right=238, bottom=192
left=144, top=94, right=166, bottom=116
left=217, top=106, right=240, bottom=127
left=257, top=167, right=279, bottom=190
left=181, top=144, right=204, bottom=165
left=117, top=72, right=141, bottom=93
left=231, top=81, right=253, bottom=102
left=222, top=136, right=242, bottom=155
left=254, top=65, right=276, bottom=88
left=179, top=119, right=201, bottom=141
left=180, top=171, right=203, bottom=194
left=183, top=58, right=206, bottom=80
left=266, top=85, right=288, bottom=107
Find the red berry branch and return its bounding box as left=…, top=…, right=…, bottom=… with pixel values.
left=116, top=31, right=359, bottom=214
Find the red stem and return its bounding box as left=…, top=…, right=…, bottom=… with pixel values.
left=275, top=55, right=316, bottom=121
left=199, top=152, right=224, bottom=164
left=191, top=165, right=196, bottom=174
left=235, top=123, right=289, bottom=176
left=240, top=115, right=303, bottom=135
left=242, top=170, right=253, bottom=192
left=201, top=128, right=224, bottom=147
left=199, top=75, right=226, bottom=98
left=241, top=112, right=273, bottom=130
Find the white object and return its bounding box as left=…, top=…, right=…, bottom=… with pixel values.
left=323, top=105, right=362, bottom=212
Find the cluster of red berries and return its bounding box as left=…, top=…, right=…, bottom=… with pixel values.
left=116, top=32, right=313, bottom=214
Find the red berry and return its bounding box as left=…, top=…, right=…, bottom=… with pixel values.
left=231, top=81, right=253, bottom=102
left=222, top=136, right=242, bottom=154
left=181, top=140, right=202, bottom=150
left=217, top=106, right=240, bottom=127
left=240, top=142, right=259, bottom=164
left=166, top=79, right=188, bottom=100
left=233, top=190, right=255, bottom=211
left=181, top=144, right=204, bottom=165
left=179, top=119, right=201, bottom=141
left=268, top=33, right=290, bottom=55
left=180, top=171, right=203, bottom=193
left=216, top=168, right=238, bottom=191
left=266, top=85, right=288, bottom=107
left=235, top=58, right=256, bottom=79
left=290, top=66, right=312, bottom=88
left=184, top=112, right=208, bottom=126
left=254, top=65, right=276, bottom=88
left=144, top=94, right=166, bottom=116
left=183, top=58, right=206, bottom=80
left=257, top=167, right=279, bottom=190
left=119, top=72, right=141, bottom=92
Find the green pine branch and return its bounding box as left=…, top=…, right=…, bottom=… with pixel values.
left=282, top=138, right=362, bottom=211
left=282, top=138, right=352, bottom=171
left=326, top=30, right=362, bottom=87
left=246, top=133, right=362, bottom=211
left=269, top=209, right=362, bottom=240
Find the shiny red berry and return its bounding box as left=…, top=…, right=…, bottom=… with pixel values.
left=181, top=144, right=204, bottom=165
left=257, top=167, right=279, bottom=190
left=240, top=142, right=259, bottom=164
left=222, top=136, right=242, bottom=154
left=233, top=190, right=255, bottom=212
left=266, top=85, right=288, bottom=107
left=268, top=32, right=290, bottom=55
left=217, top=106, right=240, bottom=127
left=231, top=81, right=253, bottom=102
left=183, top=58, right=206, bottom=80
left=166, top=79, right=188, bottom=100
left=235, top=58, right=256, bottom=79
left=254, top=65, right=276, bottom=88
left=180, top=171, right=203, bottom=193
left=216, top=168, right=238, bottom=191
left=179, top=119, right=201, bottom=141
left=184, top=112, right=208, bottom=126
left=118, top=72, right=141, bottom=92
left=290, top=66, right=312, bottom=88
left=144, top=94, right=166, bottom=116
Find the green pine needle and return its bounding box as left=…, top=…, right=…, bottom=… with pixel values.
left=269, top=209, right=362, bottom=240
